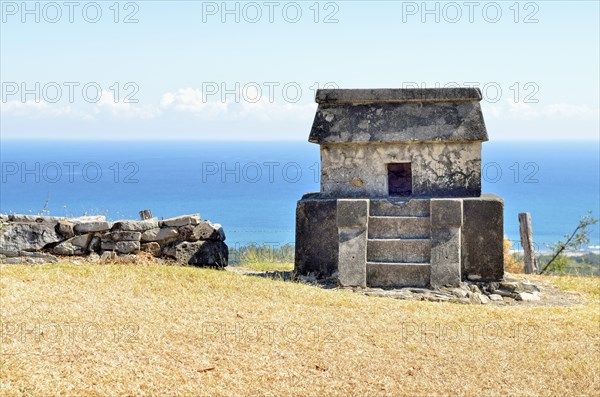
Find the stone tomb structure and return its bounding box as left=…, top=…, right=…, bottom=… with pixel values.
left=295, top=88, right=504, bottom=288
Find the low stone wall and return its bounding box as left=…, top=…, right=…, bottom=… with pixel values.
left=0, top=213, right=228, bottom=267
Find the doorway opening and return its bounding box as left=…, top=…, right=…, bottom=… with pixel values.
left=388, top=163, right=412, bottom=196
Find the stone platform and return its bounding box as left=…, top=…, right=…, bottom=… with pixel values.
left=295, top=194, right=504, bottom=287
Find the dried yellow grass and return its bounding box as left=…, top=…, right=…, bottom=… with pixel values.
left=1, top=261, right=599, bottom=397
left=237, top=261, right=294, bottom=272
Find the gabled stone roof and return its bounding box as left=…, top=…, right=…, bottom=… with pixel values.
left=309, top=88, right=488, bottom=144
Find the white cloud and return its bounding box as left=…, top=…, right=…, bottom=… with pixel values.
left=490, top=99, right=600, bottom=120
left=544, top=103, right=599, bottom=118
left=92, top=90, right=161, bottom=120
left=1, top=100, right=73, bottom=118
left=159, top=87, right=229, bottom=118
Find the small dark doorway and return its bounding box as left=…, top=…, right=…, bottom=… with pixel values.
left=388, top=163, right=412, bottom=196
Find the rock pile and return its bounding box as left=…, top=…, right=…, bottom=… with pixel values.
left=0, top=213, right=228, bottom=267
left=355, top=275, right=542, bottom=305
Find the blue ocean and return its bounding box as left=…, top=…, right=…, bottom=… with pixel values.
left=1, top=140, right=598, bottom=252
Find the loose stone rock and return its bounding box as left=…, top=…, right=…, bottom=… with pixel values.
left=140, top=227, right=179, bottom=242
left=0, top=223, right=62, bottom=255
left=494, top=289, right=516, bottom=298
left=468, top=292, right=482, bottom=304
left=51, top=234, right=92, bottom=256
left=178, top=221, right=225, bottom=242
left=449, top=288, right=469, bottom=298
left=479, top=294, right=491, bottom=304
left=470, top=284, right=482, bottom=294
left=112, top=218, right=159, bottom=232
left=105, top=231, right=142, bottom=241
left=88, top=236, right=101, bottom=252
left=162, top=240, right=227, bottom=267
left=115, top=241, right=140, bottom=254
left=159, top=214, right=201, bottom=227
left=56, top=221, right=75, bottom=239
left=489, top=294, right=503, bottom=301
left=74, top=221, right=111, bottom=234
left=100, top=240, right=116, bottom=251
left=8, top=214, right=65, bottom=223
left=141, top=242, right=161, bottom=256
left=516, top=292, right=541, bottom=301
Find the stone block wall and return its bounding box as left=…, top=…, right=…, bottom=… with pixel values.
left=320, top=142, right=482, bottom=198
left=0, top=213, right=228, bottom=266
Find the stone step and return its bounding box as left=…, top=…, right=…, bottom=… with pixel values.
left=368, top=216, right=430, bottom=239
left=369, top=198, right=430, bottom=217
left=366, top=262, right=431, bottom=288
left=367, top=238, right=431, bottom=263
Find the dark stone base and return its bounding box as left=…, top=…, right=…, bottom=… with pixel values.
left=294, top=194, right=338, bottom=277
left=462, top=194, right=504, bottom=281
left=295, top=193, right=504, bottom=282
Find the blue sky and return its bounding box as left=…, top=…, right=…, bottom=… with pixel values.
left=1, top=0, right=598, bottom=140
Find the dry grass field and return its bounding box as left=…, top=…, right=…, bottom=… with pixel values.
left=1, top=260, right=598, bottom=397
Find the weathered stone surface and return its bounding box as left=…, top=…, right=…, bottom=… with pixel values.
left=51, top=234, right=93, bottom=256
left=494, top=289, right=516, bottom=298
left=141, top=227, right=179, bottom=242
left=115, top=241, right=140, bottom=254
left=489, top=294, right=503, bottom=301
left=337, top=228, right=367, bottom=287
left=315, top=88, right=483, bottom=104
left=479, top=293, right=490, bottom=304
left=162, top=240, right=228, bottom=267
left=8, top=214, right=65, bottom=223
left=320, top=142, right=482, bottom=197
left=430, top=227, right=461, bottom=288
left=369, top=198, right=430, bottom=217
left=71, top=215, right=107, bottom=223
left=159, top=214, right=201, bottom=227
left=178, top=222, right=225, bottom=242
left=516, top=292, right=540, bottom=302
left=499, top=281, right=539, bottom=293
left=368, top=216, right=430, bottom=239
left=100, top=240, right=116, bottom=251
left=56, top=221, right=75, bottom=239
left=105, top=231, right=142, bottom=241
left=336, top=199, right=368, bottom=228
left=310, top=89, right=488, bottom=144
left=88, top=236, right=101, bottom=252
left=367, top=239, right=430, bottom=263
left=468, top=292, right=490, bottom=305
left=294, top=195, right=338, bottom=277
left=461, top=195, right=504, bottom=281
left=430, top=199, right=463, bottom=227
left=141, top=242, right=161, bottom=256
left=366, top=263, right=430, bottom=288
left=74, top=221, right=111, bottom=234
left=449, top=288, right=469, bottom=298
left=112, top=218, right=159, bottom=232
left=0, top=223, right=62, bottom=255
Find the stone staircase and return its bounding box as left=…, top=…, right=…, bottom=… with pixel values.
left=366, top=199, right=432, bottom=288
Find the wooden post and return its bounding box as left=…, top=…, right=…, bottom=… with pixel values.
left=519, top=212, right=537, bottom=274
left=139, top=209, right=153, bottom=220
